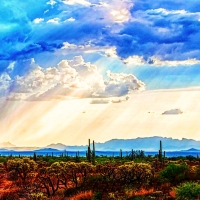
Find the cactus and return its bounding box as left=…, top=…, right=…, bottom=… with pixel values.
left=75, top=152, right=79, bottom=162
left=120, top=149, right=122, bottom=159
left=163, top=151, right=166, bottom=164
left=52, top=152, right=54, bottom=158
left=64, top=150, right=66, bottom=157
left=87, top=139, right=91, bottom=162
left=159, top=140, right=163, bottom=162
left=131, top=149, right=134, bottom=161
left=92, top=140, right=96, bottom=165
left=33, top=152, right=37, bottom=161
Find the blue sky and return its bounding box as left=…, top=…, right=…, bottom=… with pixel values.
left=1, top=0, right=200, bottom=99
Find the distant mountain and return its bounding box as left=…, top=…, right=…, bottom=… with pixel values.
left=183, top=148, right=200, bottom=151
left=86, top=137, right=200, bottom=151
left=36, top=148, right=61, bottom=152
left=2, top=137, right=200, bottom=152
left=46, top=143, right=87, bottom=151
left=0, top=148, right=9, bottom=151
left=46, top=143, right=67, bottom=150
left=0, top=142, right=16, bottom=148
left=45, top=136, right=200, bottom=151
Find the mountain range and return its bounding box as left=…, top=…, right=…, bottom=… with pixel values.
left=1, top=136, right=200, bottom=151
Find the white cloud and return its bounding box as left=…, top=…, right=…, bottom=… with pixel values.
left=7, top=56, right=145, bottom=100
left=7, top=61, right=15, bottom=71
left=123, top=55, right=200, bottom=66
left=62, top=0, right=91, bottom=6
left=123, top=55, right=146, bottom=65
left=110, top=8, right=130, bottom=23
left=47, top=0, right=57, bottom=6
left=106, top=70, right=145, bottom=91
left=65, top=17, right=75, bottom=22
left=33, top=18, right=44, bottom=24
left=152, top=57, right=200, bottom=66
left=104, top=47, right=118, bottom=58
left=148, top=8, right=187, bottom=16
left=62, top=42, right=79, bottom=49
left=47, top=18, right=59, bottom=24
left=0, top=73, right=11, bottom=96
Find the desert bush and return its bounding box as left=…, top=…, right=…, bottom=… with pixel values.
left=115, top=162, right=153, bottom=186
left=0, top=157, right=7, bottom=163
left=159, top=163, right=189, bottom=184
left=7, top=158, right=37, bottom=184
left=92, top=191, right=102, bottom=200
left=69, top=190, right=93, bottom=200
left=30, top=192, right=48, bottom=200
left=175, top=182, right=200, bottom=200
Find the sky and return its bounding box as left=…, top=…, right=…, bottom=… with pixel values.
left=1, top=0, right=200, bottom=146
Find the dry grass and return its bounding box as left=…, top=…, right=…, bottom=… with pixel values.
left=125, top=188, right=155, bottom=198
left=69, top=190, right=93, bottom=200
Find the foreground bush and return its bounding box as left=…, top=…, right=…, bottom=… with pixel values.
left=159, top=163, right=189, bottom=184
left=175, top=182, right=200, bottom=200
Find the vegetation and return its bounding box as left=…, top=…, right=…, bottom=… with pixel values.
left=0, top=140, right=200, bottom=199
left=175, top=182, right=200, bottom=200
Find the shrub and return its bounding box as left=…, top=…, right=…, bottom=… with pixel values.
left=30, top=192, right=48, bottom=200
left=0, top=157, right=6, bottom=163
left=175, top=182, right=200, bottom=200
left=92, top=192, right=102, bottom=200
left=159, top=163, right=189, bottom=184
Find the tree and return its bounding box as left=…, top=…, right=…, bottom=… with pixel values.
left=114, top=162, right=153, bottom=186
left=7, top=158, right=37, bottom=184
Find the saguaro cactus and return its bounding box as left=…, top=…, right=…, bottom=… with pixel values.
left=87, top=139, right=91, bottom=162
left=92, top=140, right=96, bottom=165
left=159, top=140, right=163, bottom=162
left=120, top=149, right=123, bottom=159
left=131, top=149, right=134, bottom=161
left=33, top=152, right=37, bottom=161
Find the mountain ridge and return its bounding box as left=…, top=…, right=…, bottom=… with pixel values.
left=1, top=136, right=200, bottom=151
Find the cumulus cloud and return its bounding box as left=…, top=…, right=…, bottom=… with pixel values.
left=33, top=18, right=44, bottom=24
left=5, top=56, right=144, bottom=100
left=1, top=0, right=200, bottom=95
left=98, top=70, right=145, bottom=97
left=0, top=73, right=11, bottom=96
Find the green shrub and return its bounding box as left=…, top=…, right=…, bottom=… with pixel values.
left=0, top=157, right=6, bottom=163
left=159, top=163, right=189, bottom=184
left=92, top=192, right=102, bottom=200
left=175, top=182, right=200, bottom=200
